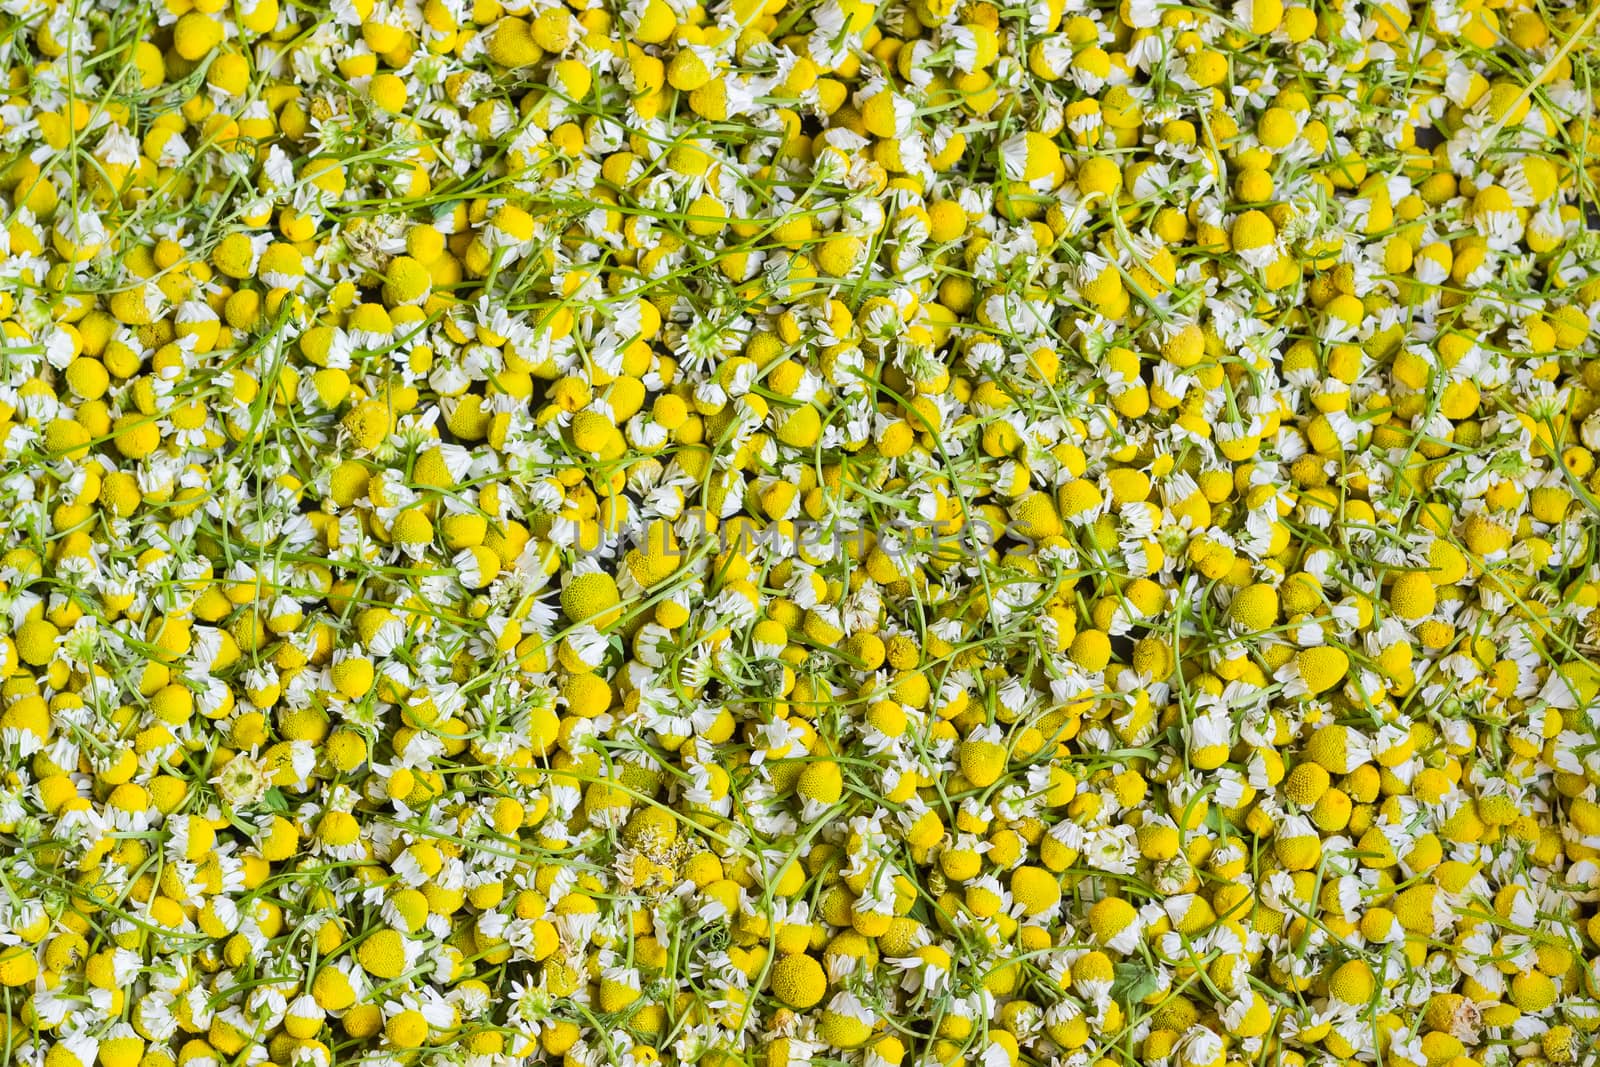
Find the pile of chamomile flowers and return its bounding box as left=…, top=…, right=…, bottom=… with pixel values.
left=4, top=0, right=1600, bottom=1066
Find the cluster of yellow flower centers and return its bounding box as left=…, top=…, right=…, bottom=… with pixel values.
left=3, top=0, right=1600, bottom=1066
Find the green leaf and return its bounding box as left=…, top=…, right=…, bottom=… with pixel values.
left=1112, top=962, right=1159, bottom=1003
